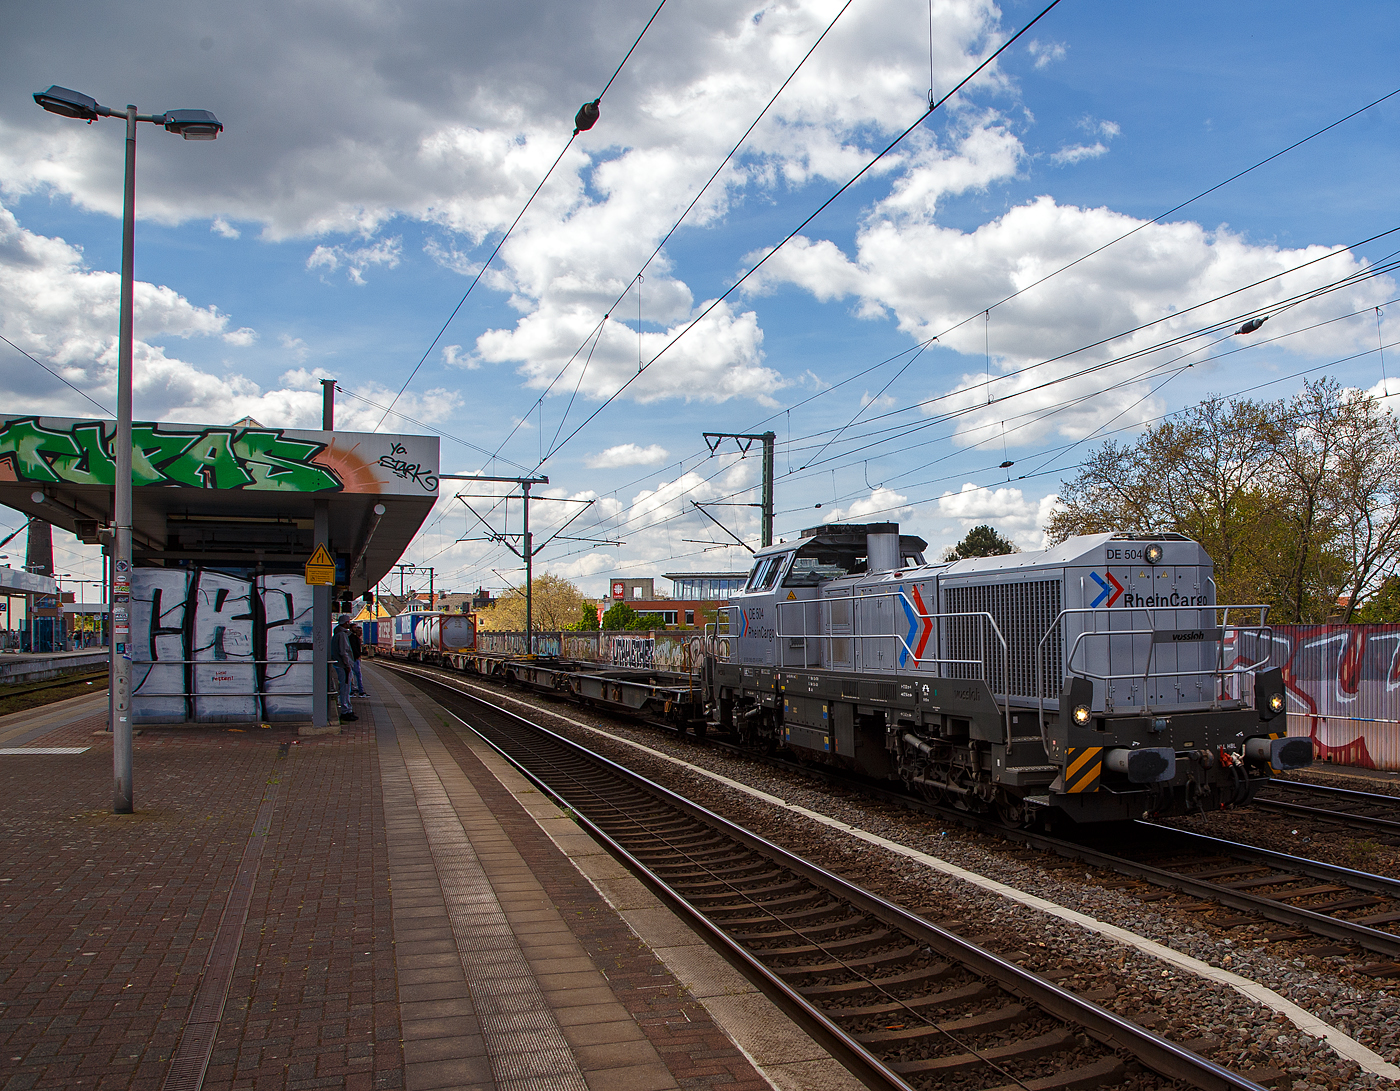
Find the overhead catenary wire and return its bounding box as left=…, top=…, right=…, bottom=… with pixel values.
left=375, top=0, right=671, bottom=431
left=405, top=81, right=1400, bottom=581
left=484, top=0, right=862, bottom=470
left=0, top=333, right=114, bottom=416
left=535, top=0, right=1066, bottom=468
left=734, top=84, right=1400, bottom=441
left=440, top=276, right=1400, bottom=587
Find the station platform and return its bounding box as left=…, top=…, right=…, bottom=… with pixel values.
left=0, top=662, right=863, bottom=1091
left=0, top=648, right=108, bottom=684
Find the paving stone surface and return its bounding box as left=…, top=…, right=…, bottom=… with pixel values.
left=0, top=669, right=776, bottom=1091
left=0, top=711, right=400, bottom=1091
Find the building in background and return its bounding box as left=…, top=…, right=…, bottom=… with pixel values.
left=594, top=570, right=750, bottom=628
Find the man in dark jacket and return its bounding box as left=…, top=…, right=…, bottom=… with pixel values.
left=347, top=623, right=368, bottom=696
left=332, top=615, right=357, bottom=721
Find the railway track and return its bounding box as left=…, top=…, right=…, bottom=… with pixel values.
left=388, top=661, right=1266, bottom=1091
left=1249, top=778, right=1400, bottom=842
left=385, top=660, right=1400, bottom=975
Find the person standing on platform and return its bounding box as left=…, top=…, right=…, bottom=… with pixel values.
left=348, top=621, right=368, bottom=697
left=333, top=615, right=358, bottom=721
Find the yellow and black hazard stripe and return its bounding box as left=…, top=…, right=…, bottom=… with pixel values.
left=1064, top=745, right=1104, bottom=793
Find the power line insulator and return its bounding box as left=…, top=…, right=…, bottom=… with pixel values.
left=574, top=99, right=600, bottom=133
left=1235, top=316, right=1267, bottom=335
left=1000, top=461, right=1014, bottom=469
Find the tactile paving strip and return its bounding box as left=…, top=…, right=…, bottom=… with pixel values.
left=394, top=703, right=589, bottom=1091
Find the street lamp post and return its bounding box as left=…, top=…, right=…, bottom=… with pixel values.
left=34, top=86, right=222, bottom=814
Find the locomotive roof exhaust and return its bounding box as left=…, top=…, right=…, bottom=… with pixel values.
left=866, top=525, right=900, bottom=574
left=798, top=521, right=911, bottom=574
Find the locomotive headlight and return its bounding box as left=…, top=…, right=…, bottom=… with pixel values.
left=1267, top=692, right=1285, bottom=715
left=1072, top=704, right=1092, bottom=726
left=1144, top=543, right=1164, bottom=565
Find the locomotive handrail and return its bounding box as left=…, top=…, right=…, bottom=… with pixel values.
left=1034, top=605, right=1275, bottom=732
left=770, top=592, right=1014, bottom=742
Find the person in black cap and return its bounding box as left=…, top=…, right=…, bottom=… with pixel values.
left=333, top=614, right=357, bottom=721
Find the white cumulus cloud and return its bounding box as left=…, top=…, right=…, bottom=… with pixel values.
left=937, top=482, right=1059, bottom=549
left=586, top=443, right=671, bottom=469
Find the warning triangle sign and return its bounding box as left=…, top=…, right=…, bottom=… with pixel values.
left=305, top=543, right=337, bottom=585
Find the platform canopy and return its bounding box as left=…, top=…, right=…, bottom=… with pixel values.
left=0, top=415, right=439, bottom=594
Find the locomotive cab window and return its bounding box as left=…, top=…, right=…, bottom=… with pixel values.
left=756, top=553, right=790, bottom=591
left=745, top=554, right=789, bottom=592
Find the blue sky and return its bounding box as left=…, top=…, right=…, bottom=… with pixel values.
left=2, top=0, right=1398, bottom=599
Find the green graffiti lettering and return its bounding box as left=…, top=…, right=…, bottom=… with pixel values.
left=233, top=430, right=340, bottom=492
left=46, top=423, right=116, bottom=485
left=0, top=418, right=366, bottom=493
left=0, top=418, right=81, bottom=482
left=131, top=426, right=199, bottom=485
left=160, top=430, right=255, bottom=489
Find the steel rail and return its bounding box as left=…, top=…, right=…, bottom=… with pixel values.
left=386, top=660, right=1269, bottom=1091
left=387, top=659, right=1400, bottom=961
left=1251, top=779, right=1400, bottom=836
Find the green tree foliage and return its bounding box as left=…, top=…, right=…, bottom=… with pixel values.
left=1354, top=576, right=1400, bottom=623
left=600, top=601, right=655, bottom=630
left=944, top=524, right=1019, bottom=561
left=476, top=572, right=587, bottom=630
left=570, top=602, right=601, bottom=631
left=1047, top=379, right=1400, bottom=622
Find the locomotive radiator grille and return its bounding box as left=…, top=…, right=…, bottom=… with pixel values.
left=943, top=580, right=1062, bottom=699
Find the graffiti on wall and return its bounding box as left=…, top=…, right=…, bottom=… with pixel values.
left=129, top=570, right=313, bottom=723
left=1237, top=624, right=1400, bottom=770
left=0, top=415, right=440, bottom=495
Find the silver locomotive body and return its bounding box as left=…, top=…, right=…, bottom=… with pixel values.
left=707, top=522, right=1309, bottom=825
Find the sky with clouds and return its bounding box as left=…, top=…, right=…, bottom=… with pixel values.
left=3, top=0, right=1399, bottom=600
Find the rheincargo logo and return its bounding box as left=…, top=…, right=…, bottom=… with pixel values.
left=1122, top=591, right=1208, bottom=608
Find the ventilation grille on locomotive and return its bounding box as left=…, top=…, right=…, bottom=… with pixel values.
left=943, top=580, right=1062, bottom=699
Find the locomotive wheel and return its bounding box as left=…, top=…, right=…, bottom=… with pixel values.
left=996, top=794, right=1030, bottom=828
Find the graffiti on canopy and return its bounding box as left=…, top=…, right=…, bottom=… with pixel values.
left=0, top=417, right=341, bottom=493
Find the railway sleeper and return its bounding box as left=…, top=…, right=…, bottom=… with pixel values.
left=683, top=878, right=808, bottom=904
left=752, top=928, right=895, bottom=960
left=886, top=1027, right=1077, bottom=1077
left=717, top=899, right=848, bottom=928
left=983, top=1054, right=1126, bottom=1091
left=1218, top=874, right=1315, bottom=891
left=670, top=868, right=787, bottom=892
left=795, top=960, right=958, bottom=996
left=648, top=847, right=753, bottom=867
left=618, top=831, right=728, bottom=851
left=772, top=944, right=923, bottom=979
left=827, top=979, right=996, bottom=1018
left=704, top=889, right=831, bottom=916
left=853, top=1000, right=1029, bottom=1044
left=1314, top=895, right=1385, bottom=912
left=726, top=912, right=871, bottom=943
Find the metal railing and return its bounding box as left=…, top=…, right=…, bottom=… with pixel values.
left=739, top=592, right=1016, bottom=739
left=1034, top=604, right=1274, bottom=727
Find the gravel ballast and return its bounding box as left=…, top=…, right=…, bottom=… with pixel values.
left=400, top=666, right=1400, bottom=1091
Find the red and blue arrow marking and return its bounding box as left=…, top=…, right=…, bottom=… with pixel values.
left=898, top=585, right=934, bottom=667
left=1089, top=570, right=1123, bottom=608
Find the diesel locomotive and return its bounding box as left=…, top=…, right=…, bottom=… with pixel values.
left=706, top=522, right=1311, bottom=825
